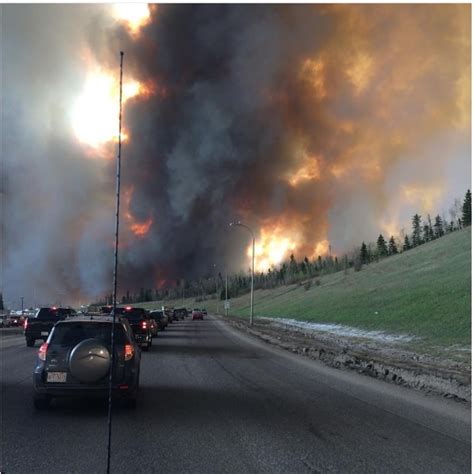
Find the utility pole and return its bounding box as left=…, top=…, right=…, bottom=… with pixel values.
left=20, top=296, right=24, bottom=314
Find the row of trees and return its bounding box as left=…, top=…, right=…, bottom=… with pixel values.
left=96, top=190, right=471, bottom=306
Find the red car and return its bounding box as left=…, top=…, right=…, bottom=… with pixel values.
left=192, top=309, right=203, bottom=320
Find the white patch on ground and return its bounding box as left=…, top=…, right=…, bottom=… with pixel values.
left=260, top=317, right=417, bottom=343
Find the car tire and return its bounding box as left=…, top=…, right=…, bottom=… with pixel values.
left=142, top=344, right=149, bottom=352
left=33, top=395, right=51, bottom=410
left=26, top=337, right=35, bottom=347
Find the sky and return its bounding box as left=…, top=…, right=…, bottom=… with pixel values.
left=0, top=4, right=471, bottom=308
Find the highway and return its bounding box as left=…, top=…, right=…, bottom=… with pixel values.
left=1, top=316, right=470, bottom=473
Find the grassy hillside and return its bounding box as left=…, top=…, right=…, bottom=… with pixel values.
left=140, top=228, right=471, bottom=353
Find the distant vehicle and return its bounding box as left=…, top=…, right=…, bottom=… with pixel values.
left=24, top=307, right=76, bottom=347
left=9, top=314, right=24, bottom=326
left=173, top=308, right=187, bottom=320
left=192, top=310, right=204, bottom=321
left=201, top=308, right=208, bottom=316
left=162, top=307, right=174, bottom=324
left=32, top=315, right=141, bottom=409
left=150, top=310, right=167, bottom=330
left=149, top=317, right=159, bottom=337
left=0, top=315, right=11, bottom=328
left=114, top=307, right=152, bottom=351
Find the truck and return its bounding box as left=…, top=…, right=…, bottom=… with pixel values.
left=24, top=307, right=76, bottom=347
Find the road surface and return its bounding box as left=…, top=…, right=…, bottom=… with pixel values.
left=1, top=316, right=470, bottom=473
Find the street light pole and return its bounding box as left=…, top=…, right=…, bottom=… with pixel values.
left=229, top=221, right=255, bottom=326
left=225, top=271, right=228, bottom=317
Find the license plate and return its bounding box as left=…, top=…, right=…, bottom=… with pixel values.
left=41, top=331, right=48, bottom=336
left=47, top=372, right=67, bottom=383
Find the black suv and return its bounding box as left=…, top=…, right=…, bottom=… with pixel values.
left=33, top=316, right=141, bottom=409
left=114, top=307, right=152, bottom=351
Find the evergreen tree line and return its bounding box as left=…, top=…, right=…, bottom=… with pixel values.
left=96, top=189, right=471, bottom=306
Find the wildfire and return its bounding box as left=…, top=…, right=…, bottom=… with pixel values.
left=123, top=187, right=153, bottom=237
left=72, top=70, right=145, bottom=149
left=288, top=155, right=321, bottom=187
left=311, top=240, right=330, bottom=259
left=112, top=3, right=151, bottom=36
left=401, top=184, right=443, bottom=214
left=300, top=57, right=327, bottom=99
left=246, top=226, right=299, bottom=272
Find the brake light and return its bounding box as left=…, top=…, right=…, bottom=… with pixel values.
left=124, top=344, right=134, bottom=361
left=38, top=342, right=48, bottom=361
left=51, top=306, right=57, bottom=310
left=141, top=321, right=147, bottom=330
left=24, top=319, right=28, bottom=330
left=125, top=306, right=132, bottom=311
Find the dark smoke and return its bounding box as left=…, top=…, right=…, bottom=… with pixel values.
left=2, top=5, right=470, bottom=307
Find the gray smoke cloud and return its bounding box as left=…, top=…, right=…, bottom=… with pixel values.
left=1, top=4, right=470, bottom=308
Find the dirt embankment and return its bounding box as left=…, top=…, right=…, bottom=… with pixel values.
left=219, top=315, right=471, bottom=403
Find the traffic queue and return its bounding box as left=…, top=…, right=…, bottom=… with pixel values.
left=21, top=305, right=207, bottom=409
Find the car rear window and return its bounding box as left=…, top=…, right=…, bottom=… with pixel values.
left=150, top=311, right=163, bottom=318
left=35, top=308, right=73, bottom=320
left=115, top=308, right=146, bottom=322
left=49, top=322, right=127, bottom=347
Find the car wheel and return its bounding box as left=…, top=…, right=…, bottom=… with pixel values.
left=26, top=337, right=35, bottom=347
left=33, top=395, right=51, bottom=410
left=142, top=344, right=149, bottom=352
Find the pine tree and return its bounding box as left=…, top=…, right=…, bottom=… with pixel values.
left=360, top=242, right=369, bottom=264
left=0, top=292, right=3, bottom=311
left=388, top=236, right=398, bottom=255
left=289, top=254, right=298, bottom=275
left=427, top=215, right=434, bottom=240
left=422, top=224, right=431, bottom=243
left=462, top=189, right=471, bottom=226
left=412, top=214, right=422, bottom=247
left=376, top=234, right=388, bottom=256
left=434, top=215, right=444, bottom=238
left=403, top=234, right=411, bottom=251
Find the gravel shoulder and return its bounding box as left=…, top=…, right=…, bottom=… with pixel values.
left=219, top=315, right=471, bottom=402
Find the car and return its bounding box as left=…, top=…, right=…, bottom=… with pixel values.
left=114, top=307, right=153, bottom=351
left=192, top=309, right=204, bottom=320
left=149, top=317, right=159, bottom=337
left=24, top=307, right=77, bottom=347
left=0, top=315, right=11, bottom=328
left=32, top=315, right=141, bottom=409
left=9, top=314, right=24, bottom=326
left=150, top=310, right=167, bottom=330
left=173, top=308, right=187, bottom=320
left=201, top=308, right=208, bottom=316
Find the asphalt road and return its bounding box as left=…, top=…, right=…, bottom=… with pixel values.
left=1, top=316, right=470, bottom=473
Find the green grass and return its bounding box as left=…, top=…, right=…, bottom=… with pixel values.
left=138, top=228, right=471, bottom=355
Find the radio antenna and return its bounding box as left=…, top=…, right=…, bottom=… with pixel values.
left=106, top=50, right=124, bottom=474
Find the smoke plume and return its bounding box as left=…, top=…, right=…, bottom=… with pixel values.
left=1, top=5, right=470, bottom=307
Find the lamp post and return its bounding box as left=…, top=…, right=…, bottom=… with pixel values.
left=229, top=221, right=255, bottom=326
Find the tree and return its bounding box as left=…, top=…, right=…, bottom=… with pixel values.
left=412, top=214, right=422, bottom=247
left=360, top=242, right=369, bottom=264
left=289, top=254, right=298, bottom=276
left=434, top=215, right=444, bottom=238
left=462, top=189, right=471, bottom=226
left=388, top=236, right=398, bottom=255
left=403, top=234, right=411, bottom=251
left=0, top=292, right=3, bottom=311
left=376, top=234, right=388, bottom=256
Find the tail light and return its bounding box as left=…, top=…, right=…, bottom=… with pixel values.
left=38, top=342, right=48, bottom=361
left=124, top=344, right=134, bottom=361
left=24, top=319, right=28, bottom=330
left=141, top=321, right=147, bottom=330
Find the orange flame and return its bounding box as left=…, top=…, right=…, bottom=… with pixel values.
left=123, top=187, right=153, bottom=237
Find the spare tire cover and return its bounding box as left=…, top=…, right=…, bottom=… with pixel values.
left=69, top=338, right=111, bottom=383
